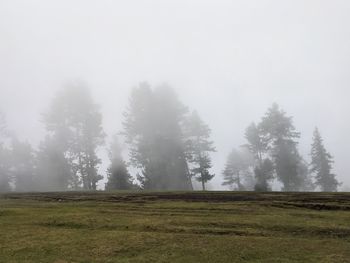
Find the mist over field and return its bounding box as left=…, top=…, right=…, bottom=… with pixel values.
left=0, top=0, right=349, bottom=191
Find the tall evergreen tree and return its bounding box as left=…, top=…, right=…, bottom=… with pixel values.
left=105, top=136, right=134, bottom=190
left=123, top=83, right=192, bottom=190
left=43, top=84, right=105, bottom=190
left=310, top=128, right=339, bottom=192
left=185, top=111, right=215, bottom=190
left=260, top=103, right=302, bottom=191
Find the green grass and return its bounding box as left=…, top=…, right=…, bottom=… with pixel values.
left=0, top=191, right=350, bottom=262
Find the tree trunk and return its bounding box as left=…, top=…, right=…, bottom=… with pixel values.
left=185, top=161, right=193, bottom=190
left=201, top=180, right=206, bottom=191
left=237, top=171, right=241, bottom=190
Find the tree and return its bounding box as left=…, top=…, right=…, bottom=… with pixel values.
left=105, top=136, right=134, bottom=190
left=222, top=148, right=254, bottom=191
left=191, top=153, right=214, bottom=191
left=11, top=139, right=37, bottom=192
left=244, top=122, right=273, bottom=191
left=36, top=137, right=73, bottom=191
left=185, top=111, right=215, bottom=190
left=273, top=140, right=302, bottom=191
left=43, top=84, right=105, bottom=190
left=123, top=83, right=192, bottom=190
left=260, top=103, right=301, bottom=191
left=260, top=104, right=300, bottom=145
left=0, top=113, right=11, bottom=192
left=297, top=159, right=315, bottom=192
left=0, top=144, right=11, bottom=192
left=244, top=123, right=267, bottom=165
left=254, top=158, right=274, bottom=191
left=310, top=128, right=339, bottom=192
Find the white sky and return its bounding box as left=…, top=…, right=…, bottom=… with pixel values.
left=1, top=0, right=350, bottom=190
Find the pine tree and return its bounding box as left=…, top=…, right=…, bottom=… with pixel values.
left=310, top=128, right=339, bottom=192
left=43, top=84, right=105, bottom=190
left=260, top=103, right=302, bottom=191
left=123, top=83, right=192, bottom=190
left=185, top=111, right=215, bottom=190
left=191, top=153, right=214, bottom=191
left=105, top=136, right=134, bottom=190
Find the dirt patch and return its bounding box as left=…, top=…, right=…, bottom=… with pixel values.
left=271, top=202, right=350, bottom=211
left=3, top=191, right=350, bottom=209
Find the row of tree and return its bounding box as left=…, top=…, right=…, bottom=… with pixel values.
left=0, top=83, right=216, bottom=192
left=222, top=104, right=340, bottom=192
left=0, top=86, right=105, bottom=192
left=0, top=84, right=340, bottom=192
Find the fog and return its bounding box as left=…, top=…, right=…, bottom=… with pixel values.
left=1, top=0, right=350, bottom=190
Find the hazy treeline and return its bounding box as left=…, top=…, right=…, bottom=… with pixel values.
left=222, top=104, right=339, bottom=192
left=0, top=83, right=340, bottom=192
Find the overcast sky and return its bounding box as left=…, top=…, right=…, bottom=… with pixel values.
left=1, top=0, right=350, bottom=190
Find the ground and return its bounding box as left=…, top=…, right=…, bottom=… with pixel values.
left=0, top=191, right=350, bottom=263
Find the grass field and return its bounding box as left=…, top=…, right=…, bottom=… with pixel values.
left=0, top=191, right=350, bottom=263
